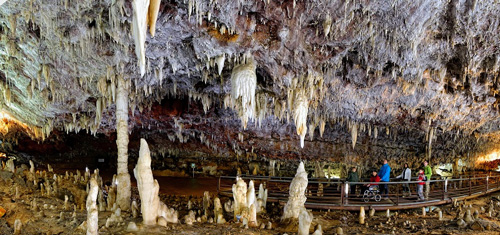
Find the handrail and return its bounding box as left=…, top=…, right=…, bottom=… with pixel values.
left=217, top=171, right=500, bottom=211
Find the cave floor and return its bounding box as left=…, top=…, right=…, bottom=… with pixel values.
left=1, top=168, right=500, bottom=234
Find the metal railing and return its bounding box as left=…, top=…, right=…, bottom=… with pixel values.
left=217, top=172, right=500, bottom=210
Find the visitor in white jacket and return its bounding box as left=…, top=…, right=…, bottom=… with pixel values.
left=396, top=163, right=412, bottom=197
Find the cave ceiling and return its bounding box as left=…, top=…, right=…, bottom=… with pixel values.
left=1, top=0, right=500, bottom=163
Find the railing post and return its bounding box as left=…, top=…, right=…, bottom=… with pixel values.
left=469, top=176, right=472, bottom=196
left=217, top=176, right=221, bottom=195
left=396, top=183, right=399, bottom=205
left=341, top=183, right=345, bottom=205
left=486, top=176, right=489, bottom=192
left=442, top=179, right=446, bottom=200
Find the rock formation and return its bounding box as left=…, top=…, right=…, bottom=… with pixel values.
left=86, top=178, right=99, bottom=235
left=298, top=207, right=313, bottom=235
left=134, top=138, right=177, bottom=225
left=116, top=76, right=131, bottom=211
left=232, top=177, right=248, bottom=221
left=283, top=162, right=308, bottom=220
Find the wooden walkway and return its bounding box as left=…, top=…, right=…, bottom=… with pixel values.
left=217, top=173, right=500, bottom=211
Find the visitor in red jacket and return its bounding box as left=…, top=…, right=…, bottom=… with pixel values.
left=362, top=171, right=381, bottom=193
left=417, top=169, right=426, bottom=201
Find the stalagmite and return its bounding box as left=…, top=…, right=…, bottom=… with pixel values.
left=438, top=210, right=443, bottom=220
left=247, top=180, right=256, bottom=209
left=6, top=159, right=14, bottom=173
left=29, top=160, right=35, bottom=174
left=203, top=191, right=211, bottom=216
left=133, top=138, right=161, bottom=225
left=293, top=92, right=309, bottom=148
left=336, top=227, right=344, bottom=234
left=86, top=178, right=99, bottom=235
left=282, top=162, right=308, bottom=220
left=422, top=207, right=426, bottom=216
left=13, top=219, right=21, bottom=235
left=214, top=197, right=225, bottom=224
left=147, top=0, right=160, bottom=37
left=386, top=209, right=390, bottom=218
left=64, top=195, right=69, bottom=211
left=224, top=200, right=233, bottom=213
left=116, top=76, right=131, bottom=211
left=131, top=200, right=139, bottom=218
left=231, top=54, right=257, bottom=129
left=132, top=0, right=150, bottom=77
left=359, top=206, right=365, bottom=224
left=298, top=208, right=313, bottom=235
left=312, top=224, right=323, bottom=235
left=464, top=209, right=473, bottom=223
left=248, top=203, right=257, bottom=227
left=257, top=183, right=267, bottom=210
left=232, top=177, right=247, bottom=220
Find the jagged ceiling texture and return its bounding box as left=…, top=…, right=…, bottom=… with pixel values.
left=1, top=0, right=500, bottom=164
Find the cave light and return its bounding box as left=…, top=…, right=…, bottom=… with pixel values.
left=476, top=151, right=500, bottom=163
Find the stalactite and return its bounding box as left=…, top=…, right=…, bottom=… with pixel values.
left=351, top=122, right=358, bottom=149
left=293, top=91, right=309, bottom=148
left=323, top=15, right=332, bottom=38
left=132, top=0, right=150, bottom=77
left=230, top=53, right=257, bottom=129
left=147, top=0, right=160, bottom=37
left=216, top=54, right=225, bottom=75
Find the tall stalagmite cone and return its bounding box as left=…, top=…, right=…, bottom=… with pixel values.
left=422, top=207, right=426, bottom=216
left=134, top=138, right=161, bottom=225
left=282, top=162, right=308, bottom=220
left=86, top=178, right=99, bottom=235
left=359, top=206, right=365, bottom=224
left=116, top=76, right=131, bottom=211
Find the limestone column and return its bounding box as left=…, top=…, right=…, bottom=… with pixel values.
left=116, top=76, right=131, bottom=211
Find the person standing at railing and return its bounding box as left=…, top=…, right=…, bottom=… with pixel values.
left=424, top=161, right=432, bottom=200
left=417, top=168, right=426, bottom=201
left=378, top=159, right=391, bottom=200
left=347, top=167, right=359, bottom=197
left=396, top=163, right=412, bottom=197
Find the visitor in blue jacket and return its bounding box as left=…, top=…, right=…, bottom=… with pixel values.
left=378, top=159, right=391, bottom=200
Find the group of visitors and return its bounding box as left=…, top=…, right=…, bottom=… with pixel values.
left=346, top=160, right=433, bottom=201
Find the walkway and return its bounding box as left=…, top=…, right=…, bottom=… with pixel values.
left=217, top=173, right=500, bottom=210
